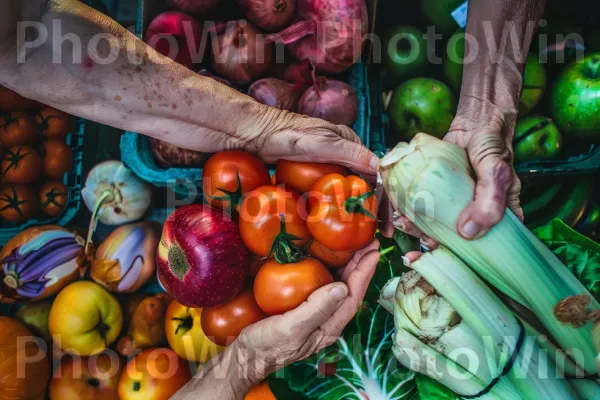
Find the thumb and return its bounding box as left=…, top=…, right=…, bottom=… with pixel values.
left=278, top=283, right=348, bottom=337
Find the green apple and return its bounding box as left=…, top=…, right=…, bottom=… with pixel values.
left=443, top=29, right=466, bottom=91
left=388, top=78, right=456, bottom=140
left=513, top=115, right=562, bottom=163
left=519, top=54, right=547, bottom=115
left=421, top=0, right=465, bottom=32
left=551, top=53, right=600, bottom=141
left=382, top=25, right=428, bottom=86
left=15, top=300, right=53, bottom=343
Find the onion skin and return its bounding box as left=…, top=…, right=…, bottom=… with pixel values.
left=284, top=60, right=315, bottom=90
left=268, top=0, right=368, bottom=73
left=91, top=222, right=160, bottom=294
left=299, top=80, right=358, bottom=126
left=157, top=204, right=249, bottom=308
left=248, top=78, right=301, bottom=111
left=144, top=12, right=203, bottom=69
left=238, top=0, right=296, bottom=32
left=211, top=21, right=273, bottom=84
left=149, top=138, right=209, bottom=167
left=168, top=0, right=222, bottom=15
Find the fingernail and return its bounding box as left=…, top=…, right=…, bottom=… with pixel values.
left=330, top=285, right=348, bottom=300
left=369, top=156, right=380, bottom=171
left=461, top=220, right=481, bottom=239
left=401, top=256, right=411, bottom=267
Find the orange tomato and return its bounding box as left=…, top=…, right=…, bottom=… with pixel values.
left=0, top=111, right=39, bottom=147
left=49, top=353, right=123, bottom=400
left=245, top=381, right=277, bottom=400
left=202, top=150, right=271, bottom=210
left=254, top=257, right=333, bottom=315
left=36, top=107, right=73, bottom=139
left=308, top=239, right=355, bottom=268
left=239, top=185, right=311, bottom=262
left=0, top=317, right=50, bottom=400
left=40, top=181, right=68, bottom=217
left=276, top=160, right=346, bottom=194
left=0, top=185, right=37, bottom=222
left=1, top=145, right=42, bottom=184
left=201, top=288, right=267, bottom=346
left=118, top=348, right=191, bottom=400
left=165, top=300, right=224, bottom=363
left=0, top=86, right=40, bottom=111
left=41, top=139, right=73, bottom=179
left=307, top=174, right=377, bottom=252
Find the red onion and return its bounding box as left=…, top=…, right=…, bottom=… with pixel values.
left=145, top=12, right=203, bottom=69
left=197, top=69, right=235, bottom=88
left=211, top=21, right=273, bottom=84
left=248, top=78, right=302, bottom=111
left=238, top=0, right=296, bottom=32
left=299, top=79, right=358, bottom=126
left=168, top=0, right=222, bottom=15
left=149, top=138, right=209, bottom=167
left=157, top=204, right=249, bottom=307
left=267, top=0, right=368, bottom=73
left=283, top=59, right=315, bottom=89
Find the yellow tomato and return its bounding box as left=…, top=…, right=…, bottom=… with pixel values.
left=165, top=300, right=224, bottom=363
left=49, top=281, right=123, bottom=356
left=118, top=348, right=191, bottom=400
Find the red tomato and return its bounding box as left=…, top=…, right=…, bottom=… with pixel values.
left=254, top=257, right=333, bottom=315
left=202, top=151, right=271, bottom=210
left=40, top=181, right=68, bottom=217
left=0, top=86, right=40, bottom=111
left=245, top=381, right=276, bottom=400
left=201, top=288, right=267, bottom=346
left=239, top=185, right=311, bottom=262
left=41, top=139, right=73, bottom=179
left=276, top=160, right=346, bottom=194
left=1, top=145, right=42, bottom=184
left=307, top=174, right=377, bottom=252
left=0, top=112, right=39, bottom=147
left=35, top=107, right=73, bottom=139
left=0, top=185, right=37, bottom=222
left=308, top=239, right=355, bottom=268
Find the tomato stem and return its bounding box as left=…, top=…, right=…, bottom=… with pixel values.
left=379, top=245, right=396, bottom=257
left=206, top=169, right=245, bottom=209
left=344, top=190, right=377, bottom=220
left=268, top=214, right=305, bottom=264
left=173, top=310, right=194, bottom=335
left=0, top=186, right=27, bottom=216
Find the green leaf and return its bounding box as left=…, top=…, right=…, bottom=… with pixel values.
left=534, top=219, right=600, bottom=301
left=415, top=375, right=459, bottom=400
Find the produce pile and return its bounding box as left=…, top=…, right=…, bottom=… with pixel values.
left=0, top=147, right=378, bottom=399
left=144, top=0, right=367, bottom=167
left=0, top=87, right=74, bottom=223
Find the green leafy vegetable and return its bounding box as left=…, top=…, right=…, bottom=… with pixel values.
left=534, top=219, right=600, bottom=301
left=414, top=375, right=459, bottom=400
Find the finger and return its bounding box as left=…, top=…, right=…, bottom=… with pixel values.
left=404, top=251, right=423, bottom=263
left=378, top=189, right=395, bottom=238
left=507, top=168, right=523, bottom=221
left=457, top=155, right=513, bottom=240
left=332, top=124, right=362, bottom=145
left=421, top=236, right=438, bottom=250
left=340, top=239, right=380, bottom=282
left=319, top=250, right=380, bottom=339
left=396, top=215, right=426, bottom=239
left=277, top=283, right=349, bottom=337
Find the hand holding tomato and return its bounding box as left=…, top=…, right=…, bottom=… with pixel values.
left=171, top=240, right=380, bottom=400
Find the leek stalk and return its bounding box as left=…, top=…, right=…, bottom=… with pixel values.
left=379, top=133, right=599, bottom=374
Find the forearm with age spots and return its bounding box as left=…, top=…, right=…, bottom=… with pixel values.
left=0, top=0, right=275, bottom=153
left=459, top=0, right=546, bottom=117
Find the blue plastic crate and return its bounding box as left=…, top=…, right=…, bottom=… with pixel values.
left=121, top=63, right=373, bottom=191
left=0, top=119, right=85, bottom=245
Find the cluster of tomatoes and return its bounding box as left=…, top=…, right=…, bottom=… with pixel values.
left=199, top=150, right=378, bottom=345
left=0, top=86, right=74, bottom=223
